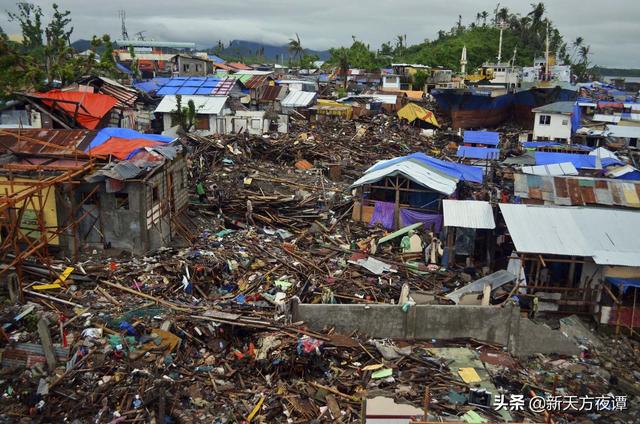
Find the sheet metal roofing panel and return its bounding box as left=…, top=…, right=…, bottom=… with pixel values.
left=0, top=129, right=95, bottom=154
left=521, top=162, right=578, bottom=176
left=605, top=125, right=640, bottom=139
left=499, top=203, right=640, bottom=266
left=534, top=152, right=621, bottom=169
left=281, top=91, right=316, bottom=108
left=350, top=161, right=457, bottom=195
left=154, top=95, right=228, bottom=114
left=456, top=146, right=500, bottom=160
left=592, top=114, right=620, bottom=123
left=463, top=130, right=500, bottom=146
left=260, top=85, right=285, bottom=101
left=514, top=174, right=640, bottom=208
left=442, top=200, right=496, bottom=229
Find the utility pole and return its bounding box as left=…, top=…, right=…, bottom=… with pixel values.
left=544, top=21, right=550, bottom=81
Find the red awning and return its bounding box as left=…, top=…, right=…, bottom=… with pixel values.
left=35, top=90, right=118, bottom=129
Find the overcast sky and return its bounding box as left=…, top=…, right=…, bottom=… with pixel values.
left=1, top=0, right=638, bottom=68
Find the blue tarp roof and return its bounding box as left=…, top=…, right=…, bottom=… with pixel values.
left=535, top=152, right=622, bottom=169
left=87, top=128, right=174, bottom=152
left=147, top=77, right=236, bottom=96
left=116, top=63, right=132, bottom=75
left=607, top=277, right=640, bottom=294
left=134, top=78, right=171, bottom=93
left=615, top=170, right=640, bottom=181
left=522, top=142, right=593, bottom=151
left=208, top=54, right=225, bottom=63
left=456, top=146, right=500, bottom=160
left=463, top=130, right=499, bottom=146
left=368, top=152, right=484, bottom=184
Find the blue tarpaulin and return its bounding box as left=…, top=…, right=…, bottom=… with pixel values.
left=571, top=102, right=581, bottom=135
left=535, top=152, right=622, bottom=169
left=87, top=128, right=174, bottom=152
left=607, top=277, right=640, bottom=295
left=463, top=130, right=500, bottom=146
left=522, top=141, right=592, bottom=151
left=134, top=78, right=170, bottom=93
left=368, top=153, right=484, bottom=184
left=457, top=146, right=500, bottom=160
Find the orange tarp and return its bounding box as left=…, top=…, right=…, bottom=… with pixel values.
left=36, top=90, right=118, bottom=129
left=88, top=137, right=165, bottom=160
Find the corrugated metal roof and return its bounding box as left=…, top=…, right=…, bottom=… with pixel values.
left=514, top=173, right=640, bottom=208
left=532, top=101, right=575, bottom=114
left=605, top=124, right=640, bottom=139
left=154, top=95, right=228, bottom=114
left=499, top=203, right=640, bottom=266
left=281, top=91, right=316, bottom=108
left=442, top=200, right=495, bottom=229
left=521, top=162, right=578, bottom=176
left=243, top=74, right=271, bottom=89
left=260, top=85, right=285, bottom=102
left=592, top=114, right=620, bottom=123
left=351, top=161, right=457, bottom=195
left=463, top=130, right=499, bottom=146
left=0, top=129, right=95, bottom=155
left=456, top=146, right=500, bottom=160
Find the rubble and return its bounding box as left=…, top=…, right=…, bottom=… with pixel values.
left=0, top=115, right=638, bottom=424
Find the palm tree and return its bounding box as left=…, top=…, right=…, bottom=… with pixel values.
left=288, top=33, right=304, bottom=63
left=476, top=12, right=481, bottom=25
left=330, top=47, right=350, bottom=89
left=497, top=7, right=509, bottom=24
left=528, top=2, right=545, bottom=29
left=579, top=45, right=591, bottom=65
left=481, top=11, right=489, bottom=26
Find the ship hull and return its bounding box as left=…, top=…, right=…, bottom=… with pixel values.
left=513, top=86, right=578, bottom=128
left=432, top=89, right=514, bottom=129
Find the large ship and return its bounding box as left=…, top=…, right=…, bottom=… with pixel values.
left=431, top=27, right=521, bottom=129
left=513, top=56, right=578, bottom=128
left=432, top=24, right=579, bottom=129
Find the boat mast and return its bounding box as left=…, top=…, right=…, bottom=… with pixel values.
left=497, top=24, right=504, bottom=63
left=460, top=45, right=467, bottom=76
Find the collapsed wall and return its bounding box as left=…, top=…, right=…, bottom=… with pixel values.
left=292, top=300, right=580, bottom=357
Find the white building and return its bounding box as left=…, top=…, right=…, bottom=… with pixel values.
left=532, top=101, right=575, bottom=142
left=154, top=95, right=288, bottom=136
left=381, top=74, right=401, bottom=91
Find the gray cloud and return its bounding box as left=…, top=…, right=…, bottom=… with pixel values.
left=1, top=0, right=638, bottom=67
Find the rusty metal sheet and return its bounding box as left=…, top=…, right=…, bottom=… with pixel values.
left=0, top=129, right=95, bottom=154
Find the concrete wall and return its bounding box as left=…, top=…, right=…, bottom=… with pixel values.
left=293, top=303, right=518, bottom=346
left=292, top=302, right=580, bottom=357
left=533, top=112, right=571, bottom=141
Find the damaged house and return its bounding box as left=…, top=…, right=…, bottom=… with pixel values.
left=0, top=128, right=189, bottom=260
left=351, top=153, right=483, bottom=230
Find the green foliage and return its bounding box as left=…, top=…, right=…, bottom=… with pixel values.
left=412, top=70, right=428, bottom=90
left=171, top=95, right=197, bottom=132
left=1, top=2, right=116, bottom=96
left=128, top=44, right=141, bottom=80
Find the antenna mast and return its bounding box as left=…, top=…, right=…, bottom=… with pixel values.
left=119, top=10, right=129, bottom=40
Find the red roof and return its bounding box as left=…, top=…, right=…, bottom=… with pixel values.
left=227, top=62, right=252, bottom=70
left=35, top=90, right=117, bottom=129
left=214, top=63, right=235, bottom=71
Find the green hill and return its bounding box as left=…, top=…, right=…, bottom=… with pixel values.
left=404, top=27, right=548, bottom=71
